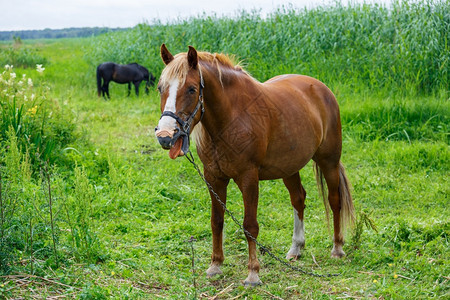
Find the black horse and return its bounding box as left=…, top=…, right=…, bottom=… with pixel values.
left=96, top=62, right=156, bottom=99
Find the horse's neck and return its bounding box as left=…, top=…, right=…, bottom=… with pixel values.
left=201, top=67, right=253, bottom=136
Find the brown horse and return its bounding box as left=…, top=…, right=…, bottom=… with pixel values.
left=155, top=44, right=355, bottom=286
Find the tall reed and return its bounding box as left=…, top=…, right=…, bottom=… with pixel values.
left=88, top=0, right=448, bottom=96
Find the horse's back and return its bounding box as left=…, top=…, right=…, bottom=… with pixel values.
left=262, top=74, right=340, bottom=129
left=98, top=62, right=116, bottom=70
left=264, top=74, right=336, bottom=104
left=115, top=64, right=146, bottom=82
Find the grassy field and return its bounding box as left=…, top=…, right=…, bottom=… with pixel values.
left=1, top=1, right=449, bottom=299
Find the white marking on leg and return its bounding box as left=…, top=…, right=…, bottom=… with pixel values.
left=156, top=78, right=179, bottom=134
left=286, top=209, right=305, bottom=259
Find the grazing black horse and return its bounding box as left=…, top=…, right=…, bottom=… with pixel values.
left=96, top=62, right=156, bottom=99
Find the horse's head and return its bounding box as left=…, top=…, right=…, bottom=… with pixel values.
left=145, top=73, right=156, bottom=95
left=155, top=44, right=204, bottom=159
left=136, top=65, right=152, bottom=94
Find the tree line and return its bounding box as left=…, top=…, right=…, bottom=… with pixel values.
left=0, top=27, right=128, bottom=41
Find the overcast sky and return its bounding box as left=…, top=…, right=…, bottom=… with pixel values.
left=0, top=0, right=392, bottom=31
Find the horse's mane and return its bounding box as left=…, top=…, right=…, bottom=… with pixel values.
left=198, top=52, right=242, bottom=70
left=159, top=51, right=248, bottom=91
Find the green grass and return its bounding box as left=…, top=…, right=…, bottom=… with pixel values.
left=1, top=1, right=449, bottom=299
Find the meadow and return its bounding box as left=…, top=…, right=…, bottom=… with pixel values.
left=0, top=1, right=449, bottom=299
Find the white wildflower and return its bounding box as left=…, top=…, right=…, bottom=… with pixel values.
left=5, top=64, right=12, bottom=70
left=28, top=78, right=33, bottom=87
left=31, top=93, right=35, bottom=101
left=36, top=64, right=45, bottom=73
left=10, top=72, right=16, bottom=79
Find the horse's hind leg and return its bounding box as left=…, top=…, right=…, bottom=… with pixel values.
left=102, top=81, right=110, bottom=99
left=315, top=159, right=354, bottom=258
left=283, top=172, right=306, bottom=260
left=127, top=83, right=131, bottom=96
left=322, top=165, right=345, bottom=257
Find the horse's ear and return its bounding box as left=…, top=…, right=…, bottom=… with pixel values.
left=187, top=46, right=198, bottom=70
left=161, top=44, right=174, bottom=65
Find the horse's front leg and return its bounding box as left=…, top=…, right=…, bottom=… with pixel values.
left=236, top=169, right=261, bottom=286
left=134, top=81, right=140, bottom=97
left=127, top=82, right=131, bottom=96
left=144, top=80, right=150, bottom=95
left=205, top=172, right=229, bottom=278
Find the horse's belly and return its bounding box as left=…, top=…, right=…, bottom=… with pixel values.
left=256, top=107, right=321, bottom=179
left=258, top=141, right=317, bottom=179
left=258, top=162, right=309, bottom=180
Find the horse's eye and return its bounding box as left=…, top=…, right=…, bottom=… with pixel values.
left=188, top=86, right=196, bottom=95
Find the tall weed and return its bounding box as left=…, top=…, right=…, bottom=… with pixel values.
left=0, top=130, right=40, bottom=273
left=64, top=165, right=105, bottom=263
left=0, top=65, right=79, bottom=171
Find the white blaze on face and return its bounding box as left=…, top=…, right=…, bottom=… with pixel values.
left=156, top=78, right=179, bottom=137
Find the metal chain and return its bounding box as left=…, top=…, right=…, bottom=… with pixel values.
left=185, top=151, right=340, bottom=278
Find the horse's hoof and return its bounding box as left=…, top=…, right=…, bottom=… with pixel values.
left=243, top=271, right=262, bottom=287
left=286, top=253, right=300, bottom=261
left=244, top=280, right=262, bottom=287
left=331, top=245, right=346, bottom=258
left=286, top=241, right=304, bottom=261
left=206, top=264, right=222, bottom=277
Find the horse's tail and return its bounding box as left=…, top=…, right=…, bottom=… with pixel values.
left=314, top=161, right=355, bottom=236
left=96, top=65, right=102, bottom=97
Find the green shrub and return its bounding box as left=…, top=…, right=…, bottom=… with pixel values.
left=0, top=130, right=105, bottom=275
left=0, top=47, right=48, bottom=69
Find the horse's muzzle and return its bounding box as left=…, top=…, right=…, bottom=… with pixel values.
left=155, top=126, right=190, bottom=159
left=157, top=135, right=174, bottom=150
left=155, top=128, right=177, bottom=149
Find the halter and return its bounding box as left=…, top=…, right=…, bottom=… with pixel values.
left=157, top=70, right=205, bottom=154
